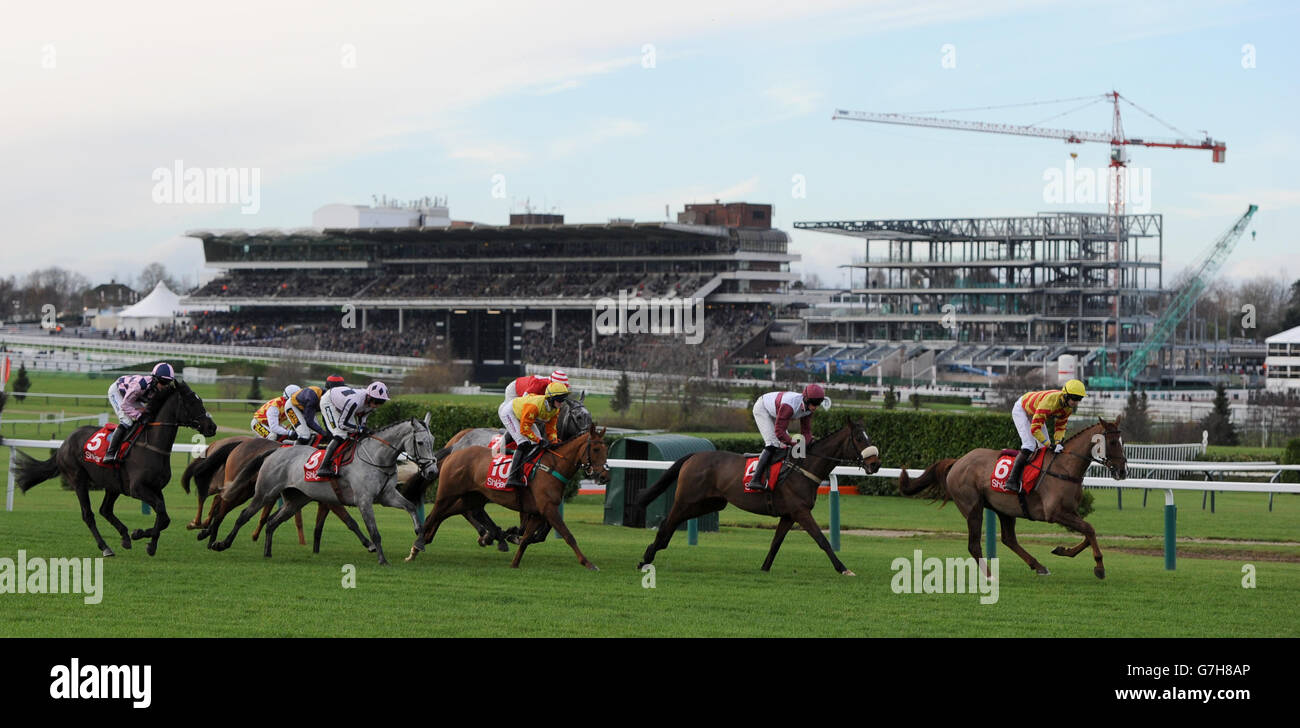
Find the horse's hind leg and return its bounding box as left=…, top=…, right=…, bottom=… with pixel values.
left=405, top=497, right=470, bottom=562
left=98, top=490, right=133, bottom=551
left=130, top=488, right=170, bottom=557
left=1053, top=511, right=1105, bottom=579
left=639, top=497, right=722, bottom=570
left=197, top=494, right=224, bottom=540
left=251, top=502, right=274, bottom=541
left=508, top=516, right=544, bottom=568
left=262, top=490, right=310, bottom=558
left=1052, top=537, right=1090, bottom=558
left=965, top=508, right=985, bottom=574
left=791, top=509, right=853, bottom=576
left=539, top=501, right=596, bottom=571
left=998, top=513, right=1048, bottom=575
left=327, top=505, right=375, bottom=553
left=211, top=492, right=271, bottom=551
left=75, top=478, right=114, bottom=557
left=760, top=516, right=795, bottom=572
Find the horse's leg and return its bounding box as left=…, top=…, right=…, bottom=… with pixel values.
left=312, top=502, right=329, bottom=553
left=375, top=484, right=421, bottom=535
left=294, top=510, right=306, bottom=546
left=355, top=497, right=388, bottom=565
left=1051, top=537, right=1091, bottom=558
left=329, top=505, right=375, bottom=552
left=205, top=496, right=238, bottom=548
left=197, top=494, right=223, bottom=540
left=998, top=513, right=1049, bottom=575
left=261, top=490, right=309, bottom=559
left=760, top=516, right=795, bottom=572
left=538, top=500, right=597, bottom=571
left=1052, top=511, right=1106, bottom=579
left=211, top=492, right=270, bottom=551
left=74, top=476, right=114, bottom=557
left=131, top=488, right=170, bottom=557
left=189, top=491, right=206, bottom=529
left=790, top=509, right=853, bottom=576
left=965, top=507, right=986, bottom=575
left=97, top=489, right=133, bottom=551
left=251, top=502, right=274, bottom=541
left=405, top=497, right=469, bottom=561
left=508, top=515, right=543, bottom=568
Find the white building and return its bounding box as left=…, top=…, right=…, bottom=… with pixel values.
left=114, top=282, right=189, bottom=335
left=312, top=199, right=450, bottom=229
left=1264, top=325, right=1300, bottom=392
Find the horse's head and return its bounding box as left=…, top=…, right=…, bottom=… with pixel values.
left=404, top=417, right=440, bottom=480
left=1096, top=415, right=1127, bottom=480
left=159, top=381, right=217, bottom=437
left=559, top=392, right=593, bottom=439
left=580, top=423, right=610, bottom=485
left=847, top=418, right=881, bottom=474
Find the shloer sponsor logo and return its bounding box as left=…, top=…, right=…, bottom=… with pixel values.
left=49, top=658, right=151, bottom=709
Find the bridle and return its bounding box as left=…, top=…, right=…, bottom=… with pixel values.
left=1048, top=425, right=1126, bottom=482
left=539, top=432, right=609, bottom=482
left=359, top=423, right=438, bottom=476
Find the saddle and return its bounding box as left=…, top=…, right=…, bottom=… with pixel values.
left=483, top=448, right=546, bottom=491
left=83, top=424, right=138, bottom=468
left=742, top=449, right=790, bottom=493
left=303, top=440, right=358, bottom=482
left=990, top=448, right=1046, bottom=494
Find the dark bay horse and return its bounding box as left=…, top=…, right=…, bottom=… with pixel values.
left=406, top=424, right=611, bottom=569
left=636, top=421, right=882, bottom=575
left=899, top=416, right=1127, bottom=579
left=13, top=380, right=218, bottom=556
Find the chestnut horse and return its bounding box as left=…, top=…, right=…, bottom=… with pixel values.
left=406, top=424, right=611, bottom=569
left=899, top=416, right=1127, bottom=579
left=636, top=420, right=881, bottom=575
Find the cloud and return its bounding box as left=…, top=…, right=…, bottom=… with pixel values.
left=549, top=118, right=649, bottom=158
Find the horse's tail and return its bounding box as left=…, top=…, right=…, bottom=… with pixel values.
left=398, top=471, right=431, bottom=505
left=636, top=454, right=692, bottom=508
left=14, top=449, right=60, bottom=493
left=899, top=459, right=957, bottom=503
left=182, top=441, right=234, bottom=496
left=229, top=448, right=276, bottom=496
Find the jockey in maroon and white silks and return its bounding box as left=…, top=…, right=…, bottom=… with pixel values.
left=747, top=384, right=829, bottom=491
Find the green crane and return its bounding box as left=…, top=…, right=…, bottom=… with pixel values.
left=1090, top=204, right=1258, bottom=388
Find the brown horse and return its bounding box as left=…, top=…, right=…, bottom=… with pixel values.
left=194, top=437, right=374, bottom=553
left=636, top=420, right=882, bottom=575
left=406, top=424, right=611, bottom=569
left=899, top=416, right=1127, bottom=579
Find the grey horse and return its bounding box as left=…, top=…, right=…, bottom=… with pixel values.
left=210, top=418, right=439, bottom=565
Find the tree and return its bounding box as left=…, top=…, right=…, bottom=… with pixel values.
left=1282, top=279, right=1300, bottom=331
left=246, top=374, right=263, bottom=403
left=136, top=263, right=184, bottom=294
left=12, top=364, right=31, bottom=403
left=1201, top=382, right=1239, bottom=446
left=610, top=371, right=632, bottom=413
left=883, top=385, right=897, bottom=410
left=1121, top=390, right=1153, bottom=442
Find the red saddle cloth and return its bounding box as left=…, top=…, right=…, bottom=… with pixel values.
left=483, top=449, right=543, bottom=491
left=742, top=457, right=785, bottom=493
left=83, top=424, right=132, bottom=467
left=488, top=433, right=517, bottom=453
left=990, top=448, right=1047, bottom=494
left=303, top=440, right=357, bottom=482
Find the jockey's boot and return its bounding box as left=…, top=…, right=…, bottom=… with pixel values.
left=505, top=441, right=534, bottom=489
left=316, top=435, right=345, bottom=479
left=1005, top=448, right=1033, bottom=493
left=750, top=445, right=779, bottom=491
left=102, top=424, right=131, bottom=465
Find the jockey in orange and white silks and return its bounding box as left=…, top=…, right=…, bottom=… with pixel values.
left=503, top=369, right=569, bottom=400
left=104, top=362, right=176, bottom=464
left=748, top=384, right=829, bottom=491
left=498, top=381, right=569, bottom=487
left=1005, top=379, right=1087, bottom=493
left=251, top=386, right=298, bottom=441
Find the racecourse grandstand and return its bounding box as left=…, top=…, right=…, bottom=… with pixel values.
left=177, top=202, right=811, bottom=380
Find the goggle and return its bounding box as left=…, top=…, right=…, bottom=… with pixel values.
left=806, top=398, right=824, bottom=407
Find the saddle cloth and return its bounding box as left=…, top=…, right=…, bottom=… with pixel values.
left=488, top=433, right=517, bottom=455
left=483, top=449, right=544, bottom=491
left=990, top=448, right=1047, bottom=494
left=303, top=440, right=357, bottom=482
left=742, top=457, right=787, bottom=493
left=83, top=424, right=133, bottom=467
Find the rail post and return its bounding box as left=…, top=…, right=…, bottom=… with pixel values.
left=984, top=508, right=996, bottom=559
left=6, top=448, right=15, bottom=512
left=1164, top=489, right=1177, bottom=571
left=829, top=474, right=840, bottom=552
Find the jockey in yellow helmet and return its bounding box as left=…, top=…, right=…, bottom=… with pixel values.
left=498, top=380, right=570, bottom=488
left=1006, top=379, right=1087, bottom=493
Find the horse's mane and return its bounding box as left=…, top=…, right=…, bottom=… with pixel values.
left=1063, top=417, right=1112, bottom=444
left=808, top=420, right=857, bottom=452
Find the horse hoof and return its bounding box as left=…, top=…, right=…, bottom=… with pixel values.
left=841, top=569, right=857, bottom=577
left=1036, top=567, right=1051, bottom=576
left=186, top=522, right=199, bottom=530
left=587, top=563, right=600, bottom=571
left=146, top=543, right=157, bottom=557
left=102, top=548, right=115, bottom=557
left=209, top=542, right=224, bottom=552
left=367, top=544, right=378, bottom=553
left=196, top=531, right=208, bottom=541
left=1095, top=567, right=1106, bottom=580
left=496, top=542, right=509, bottom=553
left=1051, top=546, right=1068, bottom=557
left=131, top=529, right=146, bottom=541
left=378, top=558, right=390, bottom=566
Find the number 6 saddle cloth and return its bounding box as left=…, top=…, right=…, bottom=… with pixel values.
left=990, top=448, right=1047, bottom=494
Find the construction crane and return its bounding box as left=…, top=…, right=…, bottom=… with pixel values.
left=1090, top=204, right=1258, bottom=388
left=833, top=91, right=1225, bottom=220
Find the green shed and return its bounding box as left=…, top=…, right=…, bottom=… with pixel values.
left=604, top=434, right=718, bottom=532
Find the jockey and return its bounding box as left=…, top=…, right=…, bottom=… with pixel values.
left=1006, top=379, right=1087, bottom=493
left=321, top=375, right=347, bottom=433
left=749, top=384, right=829, bottom=491
left=317, top=381, right=390, bottom=479
left=104, top=362, right=177, bottom=464
left=251, top=385, right=298, bottom=442
left=504, top=369, right=568, bottom=400
left=286, top=384, right=332, bottom=445
left=498, top=380, right=569, bottom=488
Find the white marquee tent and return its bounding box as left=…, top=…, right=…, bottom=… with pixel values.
left=114, top=282, right=188, bottom=336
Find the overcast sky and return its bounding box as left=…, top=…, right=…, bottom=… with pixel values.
left=2, top=0, right=1296, bottom=290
